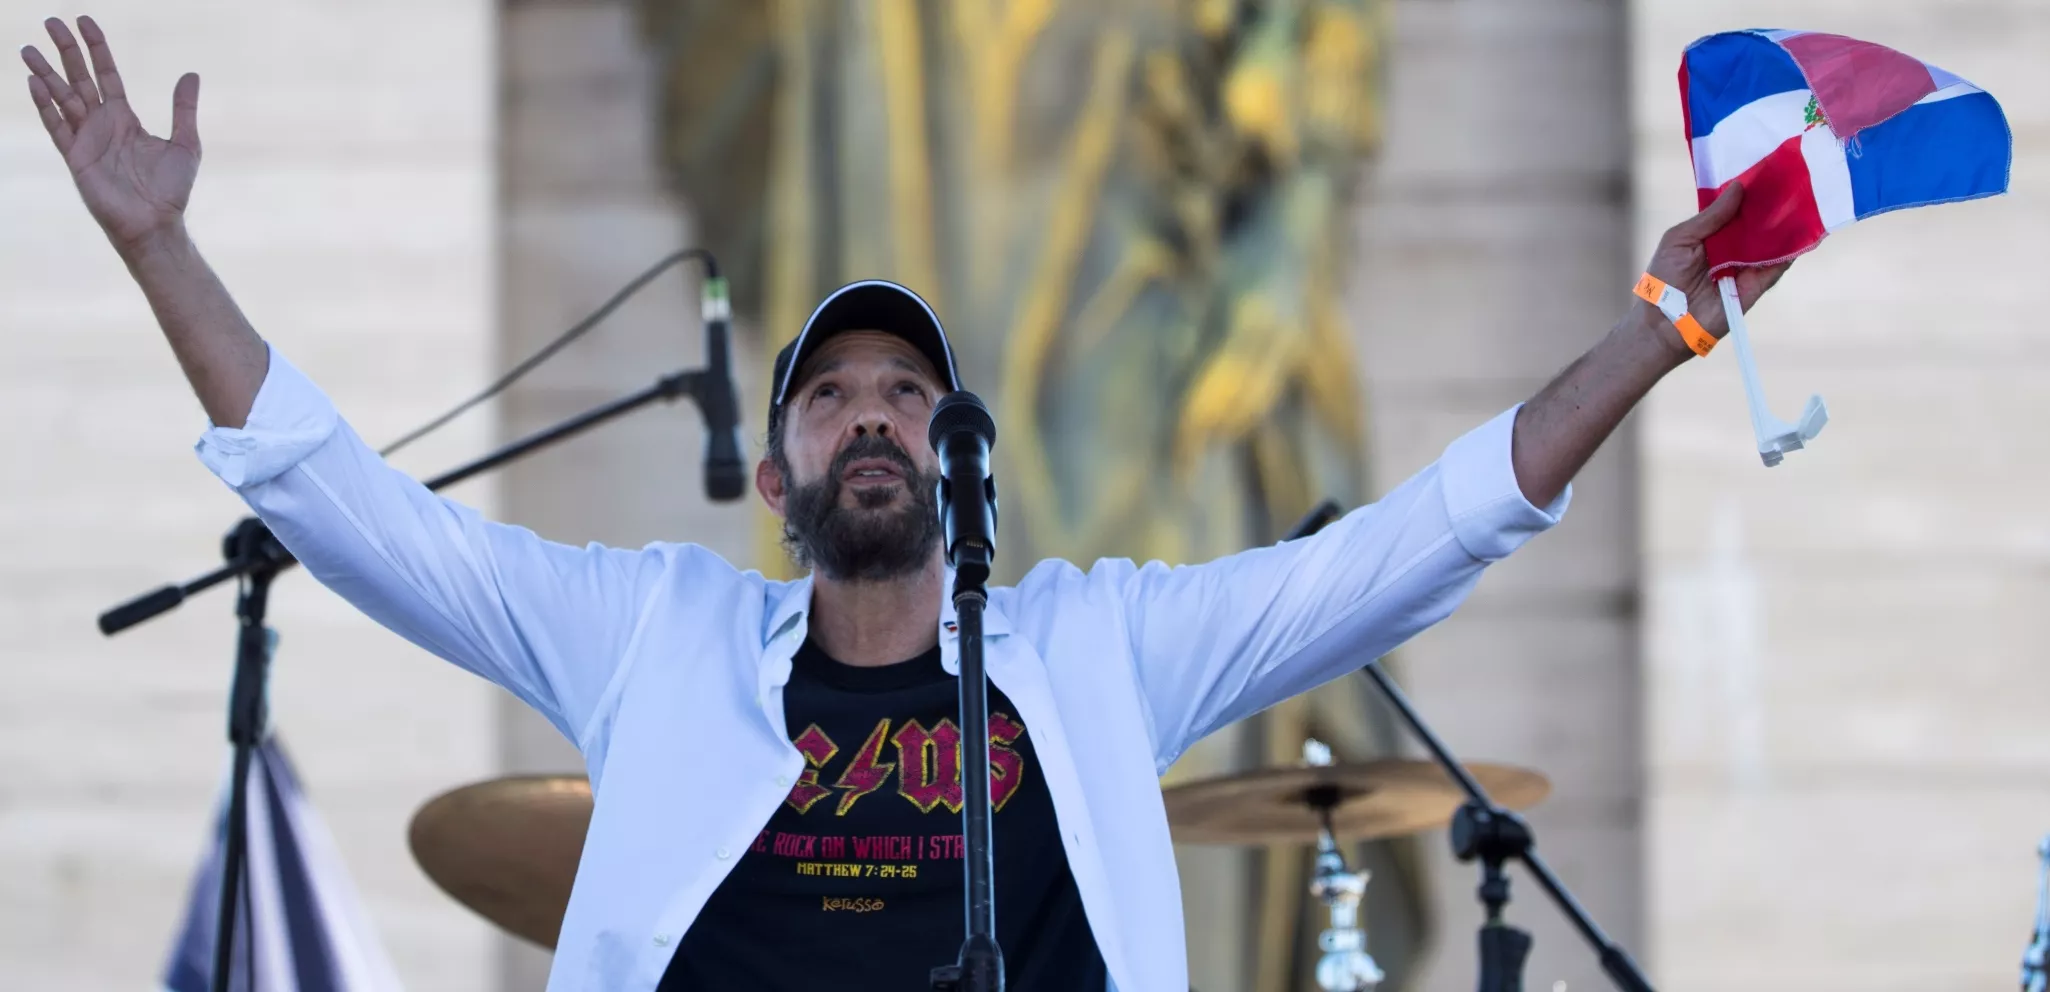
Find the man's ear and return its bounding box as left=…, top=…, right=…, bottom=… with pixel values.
left=756, top=457, right=786, bottom=516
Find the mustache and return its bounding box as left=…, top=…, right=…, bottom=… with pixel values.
left=827, top=434, right=921, bottom=482
left=780, top=431, right=942, bottom=581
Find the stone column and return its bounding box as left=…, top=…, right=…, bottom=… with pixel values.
left=1347, top=2, right=1640, bottom=990
left=1633, top=4, right=2050, bottom=989
left=0, top=1, right=499, bottom=987
left=497, top=0, right=760, bottom=986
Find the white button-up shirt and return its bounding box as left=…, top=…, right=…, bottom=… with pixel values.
left=196, top=347, right=1568, bottom=992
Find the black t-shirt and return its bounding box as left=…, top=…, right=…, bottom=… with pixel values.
left=659, top=638, right=1108, bottom=991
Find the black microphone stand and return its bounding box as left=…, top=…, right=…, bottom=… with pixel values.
left=98, top=364, right=733, bottom=992
left=210, top=517, right=288, bottom=992
left=1287, top=500, right=1654, bottom=992
left=1360, top=662, right=1651, bottom=992
left=929, top=394, right=1003, bottom=992
left=931, top=540, right=1002, bottom=992
left=99, top=366, right=726, bottom=635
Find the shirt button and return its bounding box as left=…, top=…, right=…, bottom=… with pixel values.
left=775, top=774, right=790, bottom=787
left=716, top=846, right=731, bottom=860
left=653, top=934, right=670, bottom=947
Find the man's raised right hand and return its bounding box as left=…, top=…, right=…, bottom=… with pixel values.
left=22, top=14, right=265, bottom=429
left=22, top=15, right=201, bottom=255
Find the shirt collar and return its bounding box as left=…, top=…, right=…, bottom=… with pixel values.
left=759, top=569, right=1012, bottom=649
left=763, top=573, right=813, bottom=646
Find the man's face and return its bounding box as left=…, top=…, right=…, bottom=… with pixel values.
left=757, top=330, right=947, bottom=581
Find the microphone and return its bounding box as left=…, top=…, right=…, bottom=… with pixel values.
left=697, top=268, right=746, bottom=501
left=928, top=391, right=998, bottom=580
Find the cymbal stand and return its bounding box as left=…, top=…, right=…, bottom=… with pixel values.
left=1283, top=500, right=1653, bottom=990
left=1302, top=740, right=1386, bottom=992
left=1360, top=660, right=1652, bottom=992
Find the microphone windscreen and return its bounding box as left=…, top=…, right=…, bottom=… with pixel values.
left=705, top=424, right=747, bottom=502
left=928, top=390, right=996, bottom=452
left=706, top=461, right=747, bottom=501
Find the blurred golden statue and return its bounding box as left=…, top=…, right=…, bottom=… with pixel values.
left=635, top=1, right=1423, bottom=986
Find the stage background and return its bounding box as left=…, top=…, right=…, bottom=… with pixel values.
left=1635, top=3, right=2050, bottom=990
left=0, top=1, right=502, bottom=989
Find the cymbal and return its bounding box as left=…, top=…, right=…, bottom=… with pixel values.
left=1161, top=760, right=1550, bottom=845
left=408, top=775, right=592, bottom=948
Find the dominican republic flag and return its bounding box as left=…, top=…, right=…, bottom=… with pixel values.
left=161, top=737, right=404, bottom=992
left=1681, top=29, right=2011, bottom=274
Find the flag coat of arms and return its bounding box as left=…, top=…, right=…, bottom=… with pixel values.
left=1680, top=29, right=2012, bottom=274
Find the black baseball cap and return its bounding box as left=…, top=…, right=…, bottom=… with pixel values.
left=769, top=280, right=962, bottom=427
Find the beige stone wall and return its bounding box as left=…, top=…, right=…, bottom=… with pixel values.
left=0, top=2, right=499, bottom=987
left=1347, top=2, right=1640, bottom=990
left=1632, top=4, right=2050, bottom=990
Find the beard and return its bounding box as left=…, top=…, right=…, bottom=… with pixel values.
left=780, top=433, right=943, bottom=582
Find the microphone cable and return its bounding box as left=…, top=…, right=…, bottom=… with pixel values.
left=375, top=247, right=721, bottom=458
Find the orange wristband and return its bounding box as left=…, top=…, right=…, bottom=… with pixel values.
left=1633, top=273, right=1715, bottom=357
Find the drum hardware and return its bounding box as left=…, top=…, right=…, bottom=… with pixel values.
left=1159, top=755, right=1549, bottom=847
left=1451, top=799, right=1534, bottom=992
left=1262, top=502, right=1655, bottom=991
left=1356, top=660, right=1652, bottom=992
left=1162, top=736, right=1550, bottom=990
left=1302, top=740, right=1385, bottom=992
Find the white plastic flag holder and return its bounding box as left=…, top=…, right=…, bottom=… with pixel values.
left=1719, top=275, right=1827, bottom=466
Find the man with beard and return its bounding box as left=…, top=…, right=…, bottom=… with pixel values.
left=25, top=16, right=1793, bottom=992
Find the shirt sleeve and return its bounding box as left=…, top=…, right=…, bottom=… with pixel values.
left=1118, top=405, right=1568, bottom=767
left=195, top=345, right=693, bottom=747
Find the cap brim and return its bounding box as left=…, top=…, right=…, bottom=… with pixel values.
left=774, top=281, right=961, bottom=409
